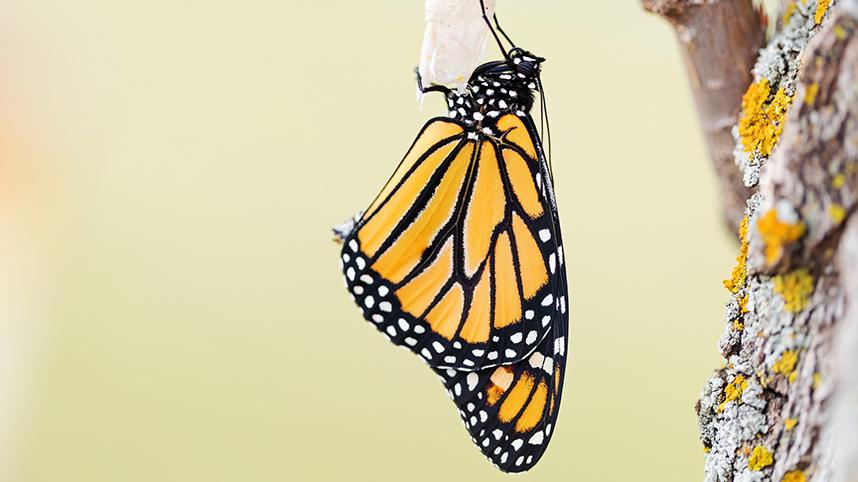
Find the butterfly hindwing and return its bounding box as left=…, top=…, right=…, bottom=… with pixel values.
left=340, top=113, right=565, bottom=370
left=434, top=321, right=568, bottom=473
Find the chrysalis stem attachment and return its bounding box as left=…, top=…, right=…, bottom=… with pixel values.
left=418, top=0, right=497, bottom=93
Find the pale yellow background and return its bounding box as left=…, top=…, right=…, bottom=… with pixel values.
left=1, top=0, right=762, bottom=480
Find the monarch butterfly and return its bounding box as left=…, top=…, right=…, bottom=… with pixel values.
left=334, top=3, right=568, bottom=473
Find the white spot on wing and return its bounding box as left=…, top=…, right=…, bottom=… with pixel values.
left=467, top=372, right=479, bottom=391
left=526, top=330, right=538, bottom=345
left=543, top=356, right=554, bottom=374
left=529, top=352, right=545, bottom=369
left=554, top=337, right=566, bottom=355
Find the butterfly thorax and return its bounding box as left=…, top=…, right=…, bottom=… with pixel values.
left=446, top=49, right=543, bottom=136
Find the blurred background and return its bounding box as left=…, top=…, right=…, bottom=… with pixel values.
left=0, top=1, right=779, bottom=481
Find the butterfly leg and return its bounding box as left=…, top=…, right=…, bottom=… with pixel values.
left=492, top=13, right=516, bottom=48
left=478, top=0, right=509, bottom=59
left=415, top=68, right=452, bottom=96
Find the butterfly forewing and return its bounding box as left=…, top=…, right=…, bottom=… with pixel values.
left=340, top=113, right=564, bottom=370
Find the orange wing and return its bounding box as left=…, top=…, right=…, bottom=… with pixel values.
left=339, top=114, right=566, bottom=370
left=434, top=319, right=568, bottom=472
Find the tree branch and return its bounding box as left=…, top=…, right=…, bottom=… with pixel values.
left=642, top=0, right=765, bottom=233
left=694, top=4, right=857, bottom=481
left=829, top=215, right=858, bottom=482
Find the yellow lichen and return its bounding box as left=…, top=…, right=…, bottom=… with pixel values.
left=815, top=0, right=830, bottom=24
left=725, top=216, right=750, bottom=292
left=813, top=372, right=822, bottom=389
left=789, top=371, right=799, bottom=384
left=834, top=24, right=847, bottom=40
left=773, top=350, right=799, bottom=375
left=739, top=79, right=793, bottom=157
left=733, top=319, right=745, bottom=331
left=749, top=446, right=774, bottom=471
left=773, top=269, right=815, bottom=312
left=757, top=209, right=806, bottom=266
left=758, top=374, right=772, bottom=390
left=785, top=418, right=798, bottom=431
left=718, top=375, right=748, bottom=412
left=804, top=82, right=819, bottom=105
left=829, top=203, right=846, bottom=224
left=783, top=470, right=806, bottom=482
left=833, top=173, right=846, bottom=189
left=783, top=2, right=797, bottom=24
left=768, top=87, right=793, bottom=146
left=740, top=294, right=749, bottom=313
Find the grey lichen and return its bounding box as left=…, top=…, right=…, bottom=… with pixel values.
left=734, top=139, right=765, bottom=188
left=753, top=1, right=824, bottom=91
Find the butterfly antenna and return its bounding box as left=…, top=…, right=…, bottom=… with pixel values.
left=492, top=13, right=516, bottom=48
left=478, top=0, right=510, bottom=59
left=537, top=75, right=554, bottom=181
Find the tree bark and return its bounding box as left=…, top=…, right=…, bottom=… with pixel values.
left=642, top=0, right=765, bottom=233
left=830, top=215, right=858, bottom=482
left=646, top=1, right=858, bottom=481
